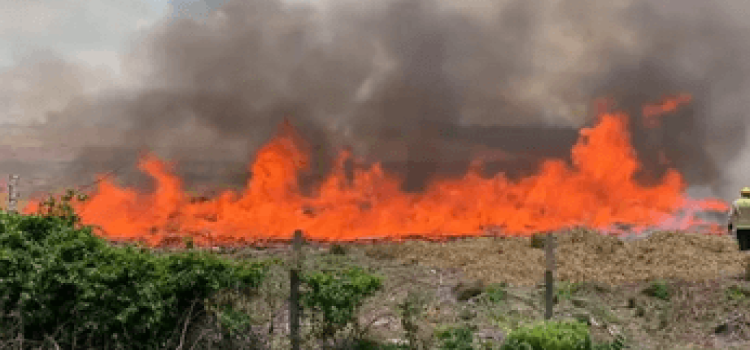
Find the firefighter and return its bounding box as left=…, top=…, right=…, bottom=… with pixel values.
left=728, top=187, right=750, bottom=251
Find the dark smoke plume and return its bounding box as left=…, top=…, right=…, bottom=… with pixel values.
left=9, top=0, right=750, bottom=200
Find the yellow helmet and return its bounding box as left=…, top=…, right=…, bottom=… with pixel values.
left=742, top=187, right=750, bottom=195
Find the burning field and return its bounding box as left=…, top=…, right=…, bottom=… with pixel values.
left=23, top=96, right=729, bottom=247
left=9, top=1, right=750, bottom=348
left=12, top=0, right=750, bottom=249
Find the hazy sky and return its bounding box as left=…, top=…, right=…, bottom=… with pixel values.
left=0, top=0, right=236, bottom=124
left=0, top=0, right=235, bottom=72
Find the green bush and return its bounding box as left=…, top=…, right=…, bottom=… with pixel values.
left=435, top=324, right=475, bottom=350
left=501, top=320, right=592, bottom=350
left=725, top=285, right=750, bottom=302
left=301, top=267, right=383, bottom=339
left=501, top=320, right=627, bottom=350
left=643, top=280, right=671, bottom=301
left=216, top=304, right=254, bottom=336
left=0, top=199, right=268, bottom=349
left=485, top=283, right=508, bottom=303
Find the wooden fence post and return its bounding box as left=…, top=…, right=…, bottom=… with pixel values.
left=290, top=229, right=304, bottom=350
left=7, top=174, right=18, bottom=213
left=544, top=231, right=556, bottom=320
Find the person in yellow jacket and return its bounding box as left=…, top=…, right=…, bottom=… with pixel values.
left=728, top=187, right=750, bottom=251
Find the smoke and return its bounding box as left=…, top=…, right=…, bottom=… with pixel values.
left=0, top=50, right=119, bottom=125
left=6, top=0, right=750, bottom=199
left=585, top=0, right=750, bottom=197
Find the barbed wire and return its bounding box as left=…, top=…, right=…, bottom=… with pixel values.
left=73, top=162, right=135, bottom=195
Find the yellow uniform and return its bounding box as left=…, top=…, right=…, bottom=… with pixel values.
left=729, top=187, right=750, bottom=251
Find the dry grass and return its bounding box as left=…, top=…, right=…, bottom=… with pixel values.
left=105, top=231, right=750, bottom=349
left=362, top=230, right=747, bottom=286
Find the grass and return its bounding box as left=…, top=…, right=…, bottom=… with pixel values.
left=556, top=281, right=583, bottom=301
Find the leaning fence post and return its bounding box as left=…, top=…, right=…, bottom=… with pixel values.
left=290, top=229, right=304, bottom=350
left=7, top=174, right=18, bottom=213
left=544, top=231, right=556, bottom=320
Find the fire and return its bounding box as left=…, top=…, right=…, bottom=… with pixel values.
left=23, top=100, right=728, bottom=246
left=642, top=94, right=693, bottom=128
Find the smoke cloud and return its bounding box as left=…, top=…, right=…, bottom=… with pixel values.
left=5, top=0, right=750, bottom=200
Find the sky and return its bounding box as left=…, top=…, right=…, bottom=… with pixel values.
left=2, top=0, right=161, bottom=69
left=0, top=0, right=234, bottom=73
left=0, top=0, right=233, bottom=124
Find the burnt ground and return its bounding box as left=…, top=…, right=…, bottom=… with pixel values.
left=160, top=229, right=750, bottom=349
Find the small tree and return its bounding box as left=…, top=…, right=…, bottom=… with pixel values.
left=301, top=267, right=383, bottom=343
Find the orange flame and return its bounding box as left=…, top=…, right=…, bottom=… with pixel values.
left=23, top=102, right=728, bottom=246
left=642, top=94, right=693, bottom=128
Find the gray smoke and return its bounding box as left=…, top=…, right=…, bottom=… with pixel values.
left=586, top=1, right=750, bottom=196
left=7, top=0, right=750, bottom=199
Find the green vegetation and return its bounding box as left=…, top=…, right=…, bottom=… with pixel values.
left=0, top=192, right=268, bottom=349
left=501, top=320, right=627, bottom=350
left=484, top=283, right=509, bottom=303
left=301, top=266, right=383, bottom=341
left=725, top=285, right=750, bottom=302
left=643, top=280, right=672, bottom=301
left=435, top=324, right=476, bottom=350
left=502, top=320, right=591, bottom=350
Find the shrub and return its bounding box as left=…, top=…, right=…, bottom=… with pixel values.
left=501, top=320, right=628, bottom=350
left=485, top=283, right=509, bottom=303
left=301, top=267, right=383, bottom=340
left=0, top=196, right=268, bottom=349
left=435, top=324, right=476, bottom=350
left=725, top=285, right=750, bottom=302
left=216, top=303, right=254, bottom=336
left=501, top=320, right=592, bottom=350
left=643, top=280, right=671, bottom=301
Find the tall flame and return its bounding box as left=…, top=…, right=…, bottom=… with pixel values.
left=23, top=102, right=727, bottom=246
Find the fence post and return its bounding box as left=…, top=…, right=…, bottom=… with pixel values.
left=544, top=231, right=556, bottom=320
left=7, top=174, right=18, bottom=213
left=290, top=229, right=304, bottom=350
